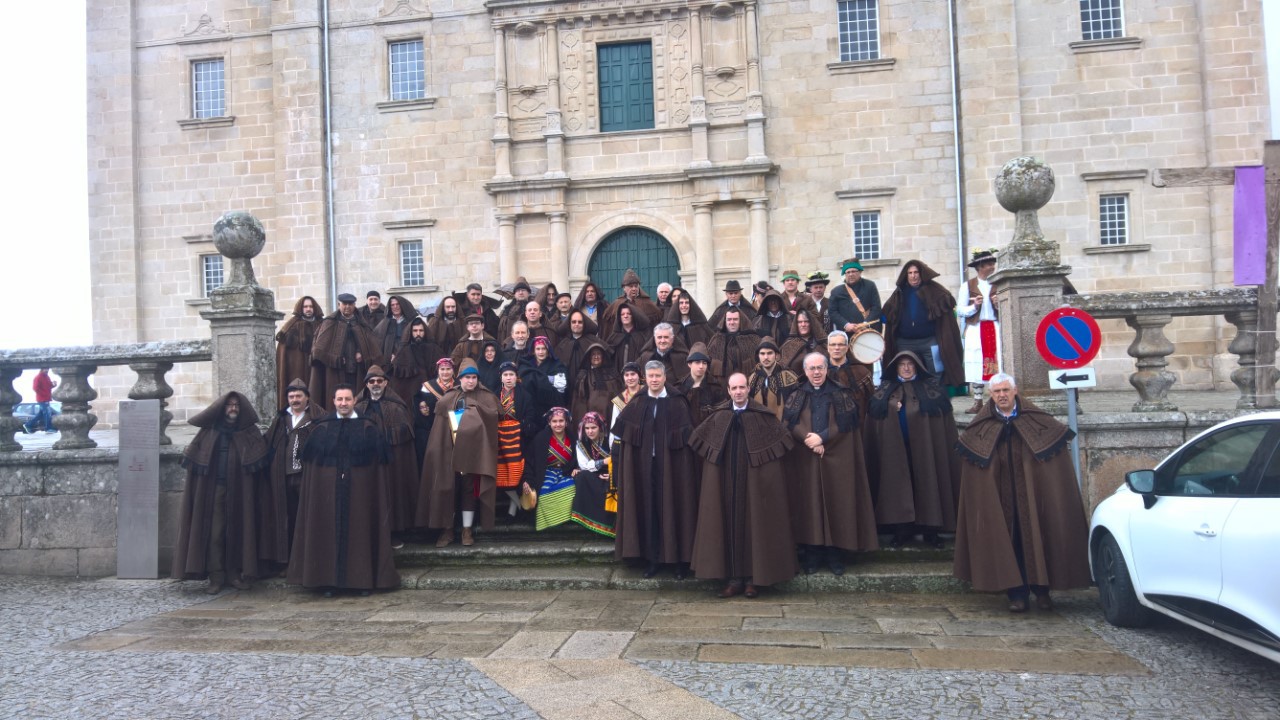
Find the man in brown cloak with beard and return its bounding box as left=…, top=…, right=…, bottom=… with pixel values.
left=611, top=360, right=699, bottom=579
left=690, top=372, right=797, bottom=598
left=275, top=296, right=323, bottom=409
left=390, top=317, right=444, bottom=404
left=172, top=392, right=269, bottom=593
left=357, top=365, right=419, bottom=547
left=260, top=378, right=324, bottom=573
left=706, top=307, right=760, bottom=382
left=784, top=353, right=879, bottom=576
left=952, top=373, right=1091, bottom=613
left=881, top=259, right=965, bottom=389
left=288, top=384, right=399, bottom=596
left=418, top=359, right=501, bottom=547
left=310, top=292, right=381, bottom=410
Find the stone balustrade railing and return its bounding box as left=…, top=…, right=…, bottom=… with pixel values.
left=0, top=340, right=212, bottom=452
left=1065, top=288, right=1270, bottom=412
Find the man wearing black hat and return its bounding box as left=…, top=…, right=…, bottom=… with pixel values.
left=956, top=248, right=1001, bottom=413
left=261, top=378, right=324, bottom=572
left=748, top=336, right=800, bottom=420
left=828, top=259, right=882, bottom=337
left=310, top=292, right=381, bottom=410
left=359, top=290, right=386, bottom=327
left=805, top=271, right=833, bottom=333
left=708, top=279, right=759, bottom=329
left=358, top=365, right=419, bottom=547
left=454, top=283, right=502, bottom=338
left=498, top=278, right=534, bottom=341
left=676, top=342, right=725, bottom=428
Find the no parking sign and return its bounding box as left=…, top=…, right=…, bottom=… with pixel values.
left=1035, top=307, right=1102, bottom=369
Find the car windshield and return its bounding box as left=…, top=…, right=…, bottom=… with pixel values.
left=1164, top=423, right=1273, bottom=496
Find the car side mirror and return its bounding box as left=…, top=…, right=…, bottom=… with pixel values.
left=1126, top=469, right=1158, bottom=509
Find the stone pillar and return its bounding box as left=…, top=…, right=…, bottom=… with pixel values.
left=0, top=367, right=23, bottom=452
left=693, top=202, right=715, bottom=310
left=498, top=214, right=518, bottom=284
left=199, top=212, right=285, bottom=424
left=1227, top=309, right=1260, bottom=409
left=688, top=9, right=710, bottom=168
left=549, top=212, right=569, bottom=290
left=544, top=22, right=566, bottom=178
left=1125, top=313, right=1177, bottom=412
left=51, top=364, right=99, bottom=450
left=989, top=157, right=1073, bottom=413
left=743, top=2, right=767, bottom=164
left=493, top=28, right=513, bottom=180
left=128, top=361, right=175, bottom=445
left=747, top=198, right=769, bottom=284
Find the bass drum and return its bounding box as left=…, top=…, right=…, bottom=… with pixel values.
left=851, top=330, right=885, bottom=364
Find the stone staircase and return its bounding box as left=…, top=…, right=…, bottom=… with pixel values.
left=391, top=522, right=965, bottom=593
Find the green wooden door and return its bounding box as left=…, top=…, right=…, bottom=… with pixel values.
left=598, top=42, right=654, bottom=132
left=588, top=227, right=680, bottom=299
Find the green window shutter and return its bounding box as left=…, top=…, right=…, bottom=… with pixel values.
left=598, top=42, right=654, bottom=132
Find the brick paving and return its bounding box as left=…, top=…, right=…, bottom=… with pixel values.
left=4, top=576, right=1278, bottom=719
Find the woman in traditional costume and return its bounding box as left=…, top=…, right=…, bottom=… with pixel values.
left=569, top=411, right=615, bottom=538
left=495, top=361, right=536, bottom=520
left=526, top=407, right=578, bottom=531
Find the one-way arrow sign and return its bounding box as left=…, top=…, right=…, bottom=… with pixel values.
left=1047, top=366, right=1097, bottom=390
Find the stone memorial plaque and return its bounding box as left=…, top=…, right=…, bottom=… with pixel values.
left=117, top=399, right=161, bottom=579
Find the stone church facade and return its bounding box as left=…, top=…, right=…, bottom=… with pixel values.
left=87, top=0, right=1269, bottom=421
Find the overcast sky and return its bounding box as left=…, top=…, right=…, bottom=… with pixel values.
left=0, top=2, right=1275, bottom=355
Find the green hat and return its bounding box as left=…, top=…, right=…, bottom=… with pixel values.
left=840, top=258, right=864, bottom=273
left=781, top=269, right=801, bottom=282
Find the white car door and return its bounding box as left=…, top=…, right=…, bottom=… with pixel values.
left=1128, top=423, right=1271, bottom=605
left=1217, top=439, right=1280, bottom=642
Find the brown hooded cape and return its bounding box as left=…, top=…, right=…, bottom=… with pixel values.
left=390, top=318, right=445, bottom=404
left=571, top=341, right=622, bottom=424
left=275, top=297, right=324, bottom=409
left=779, top=309, right=829, bottom=375
left=172, top=392, right=269, bottom=581
left=309, top=311, right=382, bottom=410
left=952, top=398, right=1092, bottom=592
left=689, top=401, right=799, bottom=586
left=357, top=387, right=420, bottom=533
left=665, top=297, right=714, bottom=350
left=416, top=385, right=501, bottom=530
left=881, top=260, right=965, bottom=387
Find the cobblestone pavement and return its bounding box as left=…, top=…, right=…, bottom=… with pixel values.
left=2, top=576, right=1277, bottom=719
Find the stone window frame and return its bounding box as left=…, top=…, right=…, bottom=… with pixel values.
left=835, top=187, right=897, bottom=264
left=1081, top=170, right=1149, bottom=255
left=596, top=40, right=657, bottom=133
left=828, top=0, right=896, bottom=76
left=377, top=30, right=437, bottom=113
left=1069, top=0, right=1141, bottom=54
left=397, top=238, right=427, bottom=288
left=384, top=219, right=441, bottom=294
left=177, top=41, right=236, bottom=130
left=580, top=22, right=671, bottom=134
left=199, top=253, right=225, bottom=299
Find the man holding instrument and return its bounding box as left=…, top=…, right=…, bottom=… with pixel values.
left=828, top=258, right=882, bottom=348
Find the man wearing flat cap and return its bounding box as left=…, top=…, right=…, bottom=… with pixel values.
left=601, top=268, right=663, bottom=337
left=676, top=342, right=725, bottom=428
left=453, top=282, right=501, bottom=339
left=708, top=279, right=759, bottom=329
left=748, top=336, right=800, bottom=420
left=828, top=259, right=882, bottom=339
left=261, top=378, right=324, bottom=572
left=498, top=278, right=534, bottom=341
left=451, top=313, right=495, bottom=368
left=310, top=292, right=381, bottom=410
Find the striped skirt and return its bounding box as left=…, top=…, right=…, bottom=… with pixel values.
left=495, top=418, right=524, bottom=489
left=535, top=467, right=575, bottom=531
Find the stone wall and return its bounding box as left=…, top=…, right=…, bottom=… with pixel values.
left=0, top=449, right=187, bottom=577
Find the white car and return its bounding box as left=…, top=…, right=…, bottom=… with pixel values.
left=1089, top=412, right=1280, bottom=664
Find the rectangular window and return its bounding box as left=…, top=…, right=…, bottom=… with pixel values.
left=1080, top=0, right=1124, bottom=41
left=399, top=240, right=425, bottom=287
left=1099, top=193, right=1129, bottom=246
left=597, top=42, right=654, bottom=132
left=838, top=0, right=881, bottom=62
left=852, top=211, right=881, bottom=260
left=201, top=254, right=225, bottom=297
left=388, top=40, right=426, bottom=101
left=191, top=59, right=226, bottom=119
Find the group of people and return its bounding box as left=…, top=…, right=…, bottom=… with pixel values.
left=171, top=250, right=1091, bottom=611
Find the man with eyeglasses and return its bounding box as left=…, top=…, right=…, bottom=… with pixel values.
left=357, top=366, right=418, bottom=549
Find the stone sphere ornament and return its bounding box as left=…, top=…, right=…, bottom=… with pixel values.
left=211, top=211, right=266, bottom=287
left=994, top=156, right=1055, bottom=214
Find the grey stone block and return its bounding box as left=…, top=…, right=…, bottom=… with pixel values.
left=77, top=547, right=118, bottom=578
left=0, top=463, right=43, bottom=496
left=22, top=495, right=116, bottom=549
left=43, top=460, right=117, bottom=495
left=159, top=456, right=187, bottom=493
left=0, top=496, right=20, bottom=549
left=0, top=548, right=78, bottom=576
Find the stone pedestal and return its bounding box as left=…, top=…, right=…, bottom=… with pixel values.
left=199, top=211, right=285, bottom=423
left=991, top=267, right=1073, bottom=414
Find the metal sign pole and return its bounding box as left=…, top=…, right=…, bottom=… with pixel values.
left=1067, top=387, right=1081, bottom=491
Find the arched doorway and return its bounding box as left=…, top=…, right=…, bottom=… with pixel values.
left=587, top=227, right=680, bottom=299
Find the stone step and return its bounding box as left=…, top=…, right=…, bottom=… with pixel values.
left=392, top=561, right=965, bottom=594
left=396, top=526, right=955, bottom=568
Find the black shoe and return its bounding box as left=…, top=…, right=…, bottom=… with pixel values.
left=890, top=527, right=912, bottom=548
left=643, top=563, right=659, bottom=579
left=322, top=590, right=335, bottom=598
left=924, top=533, right=945, bottom=549
left=827, top=550, right=845, bottom=576
left=673, top=565, right=688, bottom=581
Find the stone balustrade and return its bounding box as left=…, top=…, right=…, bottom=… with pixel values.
left=1065, top=288, right=1271, bottom=412
left=0, top=341, right=212, bottom=452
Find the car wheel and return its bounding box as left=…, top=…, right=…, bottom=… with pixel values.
left=1094, top=533, right=1153, bottom=628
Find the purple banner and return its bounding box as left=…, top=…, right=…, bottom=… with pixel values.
left=1234, top=165, right=1266, bottom=286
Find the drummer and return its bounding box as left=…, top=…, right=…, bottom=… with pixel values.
left=828, top=258, right=882, bottom=377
